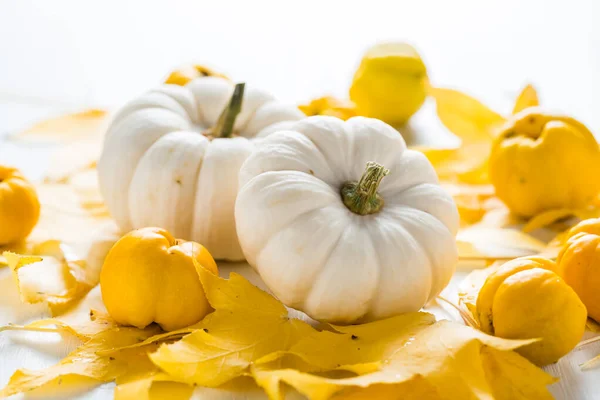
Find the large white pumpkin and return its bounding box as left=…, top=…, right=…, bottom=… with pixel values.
left=235, top=116, right=459, bottom=323
left=97, top=77, right=304, bottom=260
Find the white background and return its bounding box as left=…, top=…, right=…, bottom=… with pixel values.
left=1, top=1, right=600, bottom=399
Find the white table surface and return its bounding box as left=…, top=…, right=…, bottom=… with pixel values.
left=1, top=1, right=600, bottom=398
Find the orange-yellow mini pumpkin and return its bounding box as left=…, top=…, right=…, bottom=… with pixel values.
left=164, top=64, right=228, bottom=86
left=298, top=96, right=358, bottom=121
left=489, top=107, right=600, bottom=217
left=0, top=166, right=40, bottom=245
left=100, top=227, right=218, bottom=331
left=557, top=218, right=600, bottom=322
left=476, top=256, right=587, bottom=366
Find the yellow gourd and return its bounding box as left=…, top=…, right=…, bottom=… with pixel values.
left=557, top=218, right=600, bottom=322
left=476, top=256, right=587, bottom=366
left=298, top=96, right=358, bottom=121
left=349, top=42, right=428, bottom=126
left=100, top=227, right=218, bottom=331
left=0, top=166, right=40, bottom=245
left=164, top=64, right=228, bottom=86
left=489, top=107, right=600, bottom=217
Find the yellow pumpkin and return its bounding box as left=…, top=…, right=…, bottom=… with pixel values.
left=489, top=107, right=600, bottom=218
left=298, top=96, right=358, bottom=121
left=164, top=64, right=228, bottom=86
left=100, top=227, right=218, bottom=331
left=476, top=256, right=587, bottom=366
left=557, top=218, right=600, bottom=322
left=349, top=42, right=428, bottom=126
left=0, top=166, right=40, bottom=245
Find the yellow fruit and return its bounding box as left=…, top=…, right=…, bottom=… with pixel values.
left=476, top=256, right=587, bottom=366
left=557, top=218, right=600, bottom=322
left=489, top=107, right=600, bottom=218
left=165, top=64, right=228, bottom=86
left=0, top=166, right=40, bottom=245
left=349, top=42, right=428, bottom=126
left=298, top=96, right=358, bottom=121
left=100, top=227, right=218, bottom=331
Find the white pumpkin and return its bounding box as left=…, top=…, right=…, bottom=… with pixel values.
left=97, top=77, right=305, bottom=260
left=235, top=116, right=459, bottom=323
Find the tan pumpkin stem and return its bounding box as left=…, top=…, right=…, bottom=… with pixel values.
left=341, top=162, right=389, bottom=215
left=212, top=82, right=245, bottom=138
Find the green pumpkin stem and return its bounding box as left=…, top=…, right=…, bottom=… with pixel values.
left=341, top=162, right=389, bottom=215
left=212, top=82, right=245, bottom=138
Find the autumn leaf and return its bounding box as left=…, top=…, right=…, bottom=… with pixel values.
left=417, top=144, right=491, bottom=185
left=0, top=310, right=116, bottom=340
left=149, top=263, right=316, bottom=387
left=428, top=87, right=506, bottom=143
left=257, top=312, right=436, bottom=375
left=114, top=372, right=193, bottom=400
left=441, top=183, right=496, bottom=225
left=11, top=109, right=109, bottom=143
left=457, top=262, right=505, bottom=326
left=0, top=324, right=162, bottom=397
left=512, top=84, right=539, bottom=114
left=252, top=321, right=555, bottom=400
left=3, top=240, right=100, bottom=315
left=457, top=227, right=546, bottom=261
left=522, top=208, right=577, bottom=233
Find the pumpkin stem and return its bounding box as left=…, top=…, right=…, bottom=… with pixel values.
left=341, top=162, right=389, bottom=215
left=212, top=82, right=245, bottom=138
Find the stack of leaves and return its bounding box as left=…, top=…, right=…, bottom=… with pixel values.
left=1, top=261, right=557, bottom=399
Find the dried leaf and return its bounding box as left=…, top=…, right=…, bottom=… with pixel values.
left=257, top=313, right=436, bottom=374
left=0, top=312, right=116, bottom=340
left=457, top=227, right=545, bottom=261
left=587, top=318, right=600, bottom=333
left=44, top=139, right=103, bottom=184
left=578, top=335, right=600, bottom=370
left=150, top=263, right=316, bottom=387
left=442, top=183, right=496, bottom=225
left=581, top=355, right=600, bottom=370
left=417, top=144, right=491, bottom=185
left=11, top=109, right=108, bottom=143
left=457, top=262, right=505, bottom=326
left=512, top=85, right=539, bottom=114
left=3, top=240, right=99, bottom=315
left=0, top=325, right=162, bottom=397
left=522, top=208, right=576, bottom=233
left=428, top=87, right=506, bottom=143
left=29, top=183, right=118, bottom=258
left=252, top=321, right=554, bottom=400
left=114, top=372, right=193, bottom=400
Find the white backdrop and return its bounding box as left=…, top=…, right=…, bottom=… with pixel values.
left=0, top=0, right=599, bottom=133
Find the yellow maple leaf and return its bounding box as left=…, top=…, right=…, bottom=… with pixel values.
left=428, top=87, right=506, bottom=143
left=512, top=84, right=539, bottom=114
left=0, top=310, right=116, bottom=340
left=0, top=324, right=162, bottom=397
left=252, top=321, right=555, bottom=400
left=456, top=227, right=546, bottom=261
left=114, top=372, right=193, bottom=400
left=3, top=240, right=100, bottom=315
left=149, top=262, right=316, bottom=387
left=11, top=109, right=109, bottom=143
left=257, top=312, right=436, bottom=375
left=457, top=262, right=505, bottom=326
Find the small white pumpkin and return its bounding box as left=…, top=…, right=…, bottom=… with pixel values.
left=235, top=116, right=459, bottom=323
left=97, top=77, right=304, bottom=260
